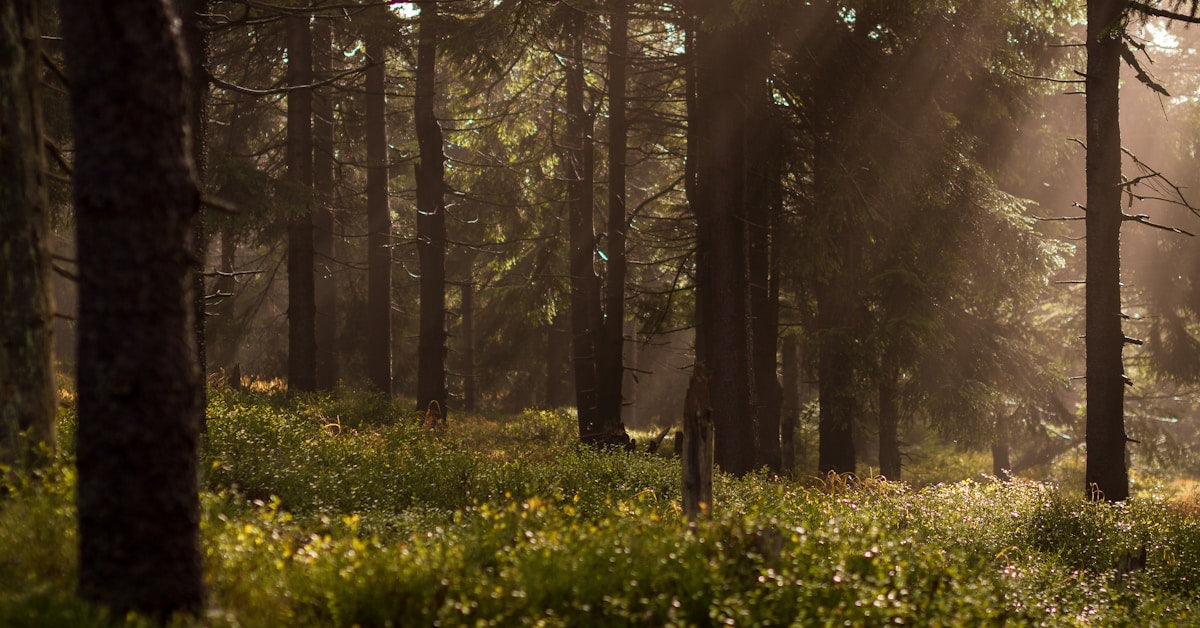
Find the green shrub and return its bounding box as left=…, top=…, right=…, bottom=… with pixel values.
left=1, top=389, right=1198, bottom=625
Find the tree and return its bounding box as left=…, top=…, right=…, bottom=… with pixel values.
left=597, top=0, right=630, bottom=436
left=416, top=0, right=449, bottom=420
left=286, top=13, right=317, bottom=392
left=64, top=0, right=204, bottom=614
left=687, top=2, right=762, bottom=475
left=365, top=11, right=392, bottom=396
left=1084, top=0, right=1129, bottom=501
left=178, top=0, right=211, bottom=418
left=0, top=0, right=56, bottom=466
left=564, top=5, right=606, bottom=443
left=313, top=11, right=339, bottom=390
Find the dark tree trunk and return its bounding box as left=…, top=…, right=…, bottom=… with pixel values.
left=1084, top=0, right=1128, bottom=502
left=178, top=0, right=209, bottom=417
left=64, top=0, right=204, bottom=614
left=682, top=373, right=713, bottom=521
left=878, top=353, right=901, bottom=481
left=415, top=0, right=448, bottom=422
left=564, top=12, right=605, bottom=444
left=992, top=407, right=1012, bottom=481
left=691, top=4, right=756, bottom=475
left=286, top=15, right=317, bottom=393
left=461, top=281, right=477, bottom=412
left=545, top=311, right=572, bottom=408
left=749, top=106, right=784, bottom=472
left=816, top=282, right=857, bottom=475
left=596, top=0, right=631, bottom=440
left=0, top=0, right=56, bottom=465
left=365, top=31, right=392, bottom=395
left=814, top=140, right=857, bottom=475
left=313, top=14, right=339, bottom=390
left=623, top=320, right=638, bottom=426
left=780, top=335, right=801, bottom=475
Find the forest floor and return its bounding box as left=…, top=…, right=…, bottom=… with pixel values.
left=2, top=386, right=1200, bottom=625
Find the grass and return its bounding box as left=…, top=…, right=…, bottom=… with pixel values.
left=1, top=387, right=1199, bottom=625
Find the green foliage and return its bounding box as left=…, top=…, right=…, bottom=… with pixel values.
left=3, top=391, right=1200, bottom=624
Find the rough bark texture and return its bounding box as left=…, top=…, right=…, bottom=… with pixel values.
left=1084, top=0, right=1129, bottom=502
left=749, top=105, right=784, bottom=472
left=313, top=15, right=339, bottom=390
left=415, top=0, right=448, bottom=422
left=178, top=0, right=209, bottom=418
left=64, top=0, right=204, bottom=614
left=564, top=13, right=606, bottom=444
left=0, top=0, right=56, bottom=465
left=286, top=15, right=317, bottom=393
left=691, top=4, right=757, bottom=475
left=682, top=372, right=713, bottom=521
left=365, top=31, right=392, bottom=395
left=597, top=0, right=630, bottom=436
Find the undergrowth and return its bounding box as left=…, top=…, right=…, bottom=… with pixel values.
left=0, top=388, right=1198, bottom=625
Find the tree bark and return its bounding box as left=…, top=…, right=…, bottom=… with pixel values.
left=691, top=4, right=756, bottom=475
left=1084, top=0, right=1128, bottom=502
left=564, top=11, right=606, bottom=444
left=597, top=0, right=631, bottom=438
left=64, top=0, right=204, bottom=614
left=365, top=29, right=392, bottom=395
left=545, top=311, right=572, bottom=408
left=749, top=103, right=784, bottom=472
left=286, top=14, right=317, bottom=393
left=0, top=0, right=56, bottom=466
left=313, top=13, right=339, bottom=390
left=415, top=0, right=448, bottom=422
left=178, top=0, right=209, bottom=418
left=992, top=407, right=1012, bottom=481
left=682, top=372, right=713, bottom=521
left=814, top=138, right=857, bottom=475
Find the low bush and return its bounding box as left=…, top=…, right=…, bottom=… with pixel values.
left=0, top=388, right=1197, bottom=625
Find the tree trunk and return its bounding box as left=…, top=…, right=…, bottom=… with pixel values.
left=597, top=0, right=631, bottom=439
left=780, top=335, right=801, bottom=475
left=313, top=14, right=339, bottom=390
left=0, top=0, right=56, bottom=466
left=286, top=14, right=317, bottom=393
left=1084, top=0, right=1128, bottom=502
left=749, top=104, right=784, bottom=472
left=992, top=406, right=1012, bottom=481
left=415, top=0, right=448, bottom=422
left=814, top=136, right=857, bottom=475
left=682, top=372, right=713, bottom=521
left=65, top=0, right=204, bottom=614
left=365, top=30, right=392, bottom=395
left=691, top=4, right=756, bottom=475
left=545, top=311, right=572, bottom=408
left=565, top=12, right=605, bottom=444
left=461, top=281, right=477, bottom=412
left=178, top=0, right=209, bottom=418
left=878, top=353, right=901, bottom=481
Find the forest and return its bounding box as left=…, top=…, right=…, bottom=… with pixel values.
left=6, top=0, right=1200, bottom=623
